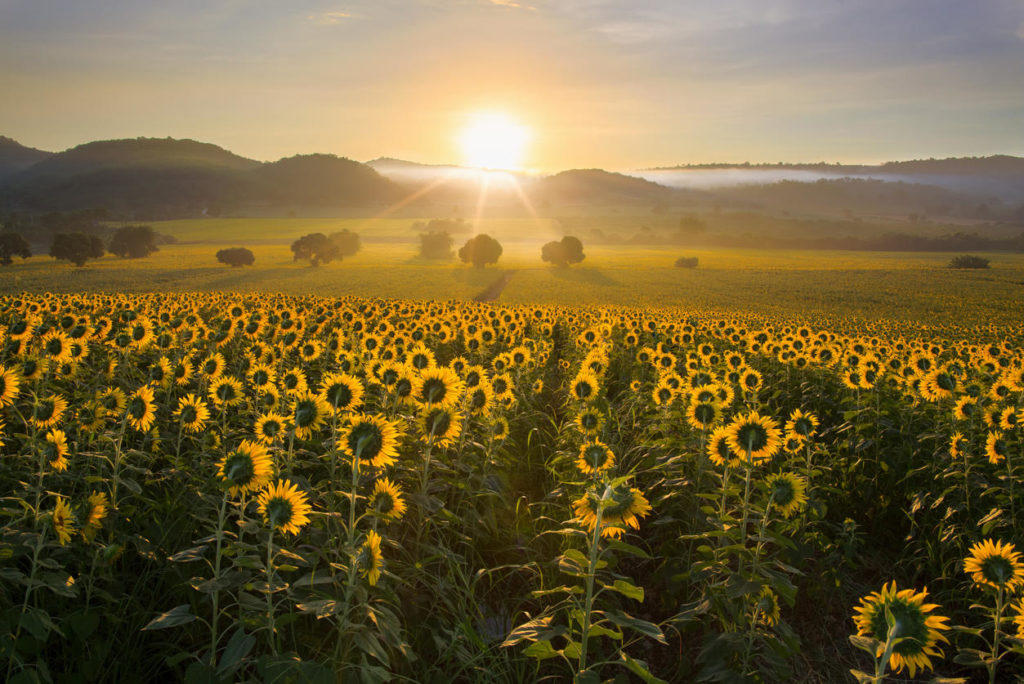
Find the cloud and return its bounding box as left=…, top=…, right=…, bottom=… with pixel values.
left=308, top=10, right=353, bottom=25
left=1017, top=22, right=1024, bottom=39
left=489, top=0, right=537, bottom=10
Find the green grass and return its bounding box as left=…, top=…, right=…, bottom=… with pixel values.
left=7, top=219, right=1024, bottom=328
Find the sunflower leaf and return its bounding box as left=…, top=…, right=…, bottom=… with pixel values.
left=141, top=604, right=196, bottom=631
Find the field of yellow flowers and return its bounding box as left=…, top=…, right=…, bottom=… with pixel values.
left=1, top=291, right=1022, bottom=682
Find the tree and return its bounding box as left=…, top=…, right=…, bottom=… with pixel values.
left=216, top=247, right=255, bottom=267
left=291, top=233, right=339, bottom=267
left=419, top=231, right=454, bottom=259
left=328, top=229, right=361, bottom=259
left=0, top=233, right=31, bottom=266
left=108, top=224, right=159, bottom=259
left=674, top=256, right=699, bottom=269
left=50, top=232, right=105, bottom=267
left=458, top=234, right=502, bottom=268
left=541, top=236, right=585, bottom=267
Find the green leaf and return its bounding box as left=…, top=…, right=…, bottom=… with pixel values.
left=522, top=639, right=560, bottom=660
left=217, top=628, right=255, bottom=676
left=141, top=604, right=197, bottom=631
left=606, top=540, right=651, bottom=558
left=604, top=610, right=666, bottom=644
left=604, top=579, right=644, bottom=602
left=620, top=653, right=668, bottom=684
left=503, top=615, right=565, bottom=647
left=848, top=635, right=881, bottom=655
left=184, top=661, right=219, bottom=684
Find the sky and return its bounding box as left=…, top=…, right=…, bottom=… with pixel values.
left=1, top=0, right=1023, bottom=171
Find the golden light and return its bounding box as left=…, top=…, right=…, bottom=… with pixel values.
left=459, top=112, right=529, bottom=170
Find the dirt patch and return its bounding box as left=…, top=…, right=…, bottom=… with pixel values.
left=473, top=270, right=516, bottom=302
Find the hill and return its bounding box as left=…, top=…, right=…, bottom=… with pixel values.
left=0, top=136, right=53, bottom=180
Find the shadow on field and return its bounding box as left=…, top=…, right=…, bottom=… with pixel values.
left=548, top=267, right=620, bottom=287
left=203, top=265, right=314, bottom=291
left=450, top=267, right=505, bottom=289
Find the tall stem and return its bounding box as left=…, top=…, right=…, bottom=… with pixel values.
left=578, top=489, right=605, bottom=675
left=265, top=530, right=276, bottom=653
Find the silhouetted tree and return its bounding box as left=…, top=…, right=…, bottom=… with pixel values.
left=0, top=233, right=31, bottom=266
left=328, top=229, right=361, bottom=259
left=948, top=255, right=989, bottom=269
left=458, top=234, right=502, bottom=268
left=419, top=231, right=454, bottom=259
left=541, top=236, right=585, bottom=267
left=109, top=224, right=159, bottom=258
left=674, top=256, right=699, bottom=268
left=216, top=247, right=255, bottom=267
left=291, top=233, right=339, bottom=267
left=50, top=232, right=105, bottom=267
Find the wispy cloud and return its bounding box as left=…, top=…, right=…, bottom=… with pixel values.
left=308, top=10, right=353, bottom=25
left=488, top=0, right=537, bottom=10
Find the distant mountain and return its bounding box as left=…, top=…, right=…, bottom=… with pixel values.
left=0, top=137, right=397, bottom=216
left=533, top=169, right=680, bottom=204
left=0, top=136, right=53, bottom=180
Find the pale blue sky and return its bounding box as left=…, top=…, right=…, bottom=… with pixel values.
left=1, top=0, right=1021, bottom=169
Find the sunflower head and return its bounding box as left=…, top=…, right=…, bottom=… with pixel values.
left=359, top=529, right=384, bottom=586
left=573, top=482, right=652, bottom=539
left=51, top=496, right=76, bottom=546
left=765, top=472, right=807, bottom=518
left=218, top=440, right=274, bottom=497
left=964, top=539, right=1024, bottom=591
left=81, top=492, right=108, bottom=542
left=753, top=587, right=780, bottom=627
left=344, top=414, right=401, bottom=468
left=256, top=480, right=312, bottom=535
left=368, top=477, right=407, bottom=523
left=418, top=406, right=463, bottom=448
left=576, top=440, right=615, bottom=475
left=852, top=581, right=949, bottom=679
left=726, top=411, right=782, bottom=464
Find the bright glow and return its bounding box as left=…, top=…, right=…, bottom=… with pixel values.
left=459, top=112, right=529, bottom=170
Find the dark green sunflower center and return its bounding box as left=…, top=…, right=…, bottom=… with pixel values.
left=224, top=452, right=256, bottom=485
left=737, top=423, right=769, bottom=452
left=266, top=498, right=294, bottom=528
left=868, top=599, right=930, bottom=655
left=350, top=422, right=384, bottom=459
left=326, top=383, right=353, bottom=409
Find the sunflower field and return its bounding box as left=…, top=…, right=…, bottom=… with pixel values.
left=1, top=291, right=1023, bottom=683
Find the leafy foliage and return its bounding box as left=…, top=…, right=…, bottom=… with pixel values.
left=0, top=232, right=31, bottom=265
left=49, top=231, right=104, bottom=266
left=458, top=233, right=503, bottom=268
left=216, top=247, right=255, bottom=267
left=541, top=236, right=585, bottom=267
left=108, top=224, right=159, bottom=259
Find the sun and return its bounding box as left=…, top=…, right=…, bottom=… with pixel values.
left=459, top=112, right=529, bottom=170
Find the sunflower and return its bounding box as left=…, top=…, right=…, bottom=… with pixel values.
left=291, top=391, right=329, bottom=440
left=490, top=416, right=510, bottom=442
left=247, top=363, right=277, bottom=391
left=752, top=587, right=781, bottom=627
left=570, top=371, right=600, bottom=403
left=999, top=407, right=1020, bottom=431
left=367, top=477, right=407, bottom=523
left=852, top=581, right=949, bottom=678
left=0, top=365, right=21, bottom=407
left=254, top=412, right=288, bottom=445
left=199, top=352, right=226, bottom=379
left=209, top=376, right=245, bottom=408
left=707, top=425, right=738, bottom=467
left=532, top=378, right=544, bottom=394
left=765, top=472, right=807, bottom=518
left=1014, top=599, right=1024, bottom=638
left=280, top=368, right=308, bottom=396
left=219, top=440, right=274, bottom=496
left=52, top=496, right=76, bottom=546
left=726, top=411, right=782, bottom=464
left=126, top=385, right=157, bottom=432
left=44, top=429, right=69, bottom=472
left=491, top=372, right=514, bottom=400
left=985, top=430, right=1009, bottom=465
left=651, top=379, right=676, bottom=407
left=40, top=329, right=73, bottom=364
left=415, top=366, right=465, bottom=409
left=739, top=368, right=763, bottom=393
left=343, top=414, right=401, bottom=468
left=256, top=480, right=312, bottom=535
left=686, top=400, right=721, bottom=431
left=173, top=393, right=210, bottom=433
left=576, top=440, right=615, bottom=475
left=171, top=358, right=193, bottom=387
left=30, top=393, right=68, bottom=429
left=575, top=406, right=604, bottom=436
left=466, top=380, right=495, bottom=417
left=785, top=409, right=819, bottom=440
left=573, top=483, right=652, bottom=539
left=81, top=491, right=108, bottom=542
left=360, top=529, right=384, bottom=586
left=964, top=539, right=1024, bottom=592
left=418, top=406, right=463, bottom=448
left=318, top=372, right=364, bottom=414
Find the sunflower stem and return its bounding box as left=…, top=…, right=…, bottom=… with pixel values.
left=989, top=585, right=1004, bottom=684
left=578, top=486, right=605, bottom=676
left=209, top=493, right=228, bottom=667
left=265, top=529, right=277, bottom=654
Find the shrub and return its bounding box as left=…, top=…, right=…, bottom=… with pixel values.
left=50, top=232, right=105, bottom=267
left=675, top=256, right=699, bottom=269
left=109, top=225, right=159, bottom=259
left=419, top=231, right=454, bottom=260
left=328, top=229, right=361, bottom=259
left=541, top=236, right=586, bottom=267
left=948, top=255, right=990, bottom=269
left=216, top=247, right=255, bottom=267
left=0, top=232, right=31, bottom=266
left=458, top=234, right=503, bottom=268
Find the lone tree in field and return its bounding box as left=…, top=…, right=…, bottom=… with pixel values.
left=328, top=229, right=361, bottom=259
left=291, top=233, right=340, bottom=267
left=419, top=230, right=454, bottom=259
left=948, top=254, right=990, bottom=269
left=541, top=236, right=585, bottom=267
left=0, top=232, right=31, bottom=266
left=50, top=232, right=105, bottom=267
left=216, top=247, right=255, bottom=267
left=109, top=224, right=159, bottom=259
left=458, top=233, right=503, bottom=268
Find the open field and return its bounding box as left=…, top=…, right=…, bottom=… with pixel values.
left=4, top=218, right=1024, bottom=328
